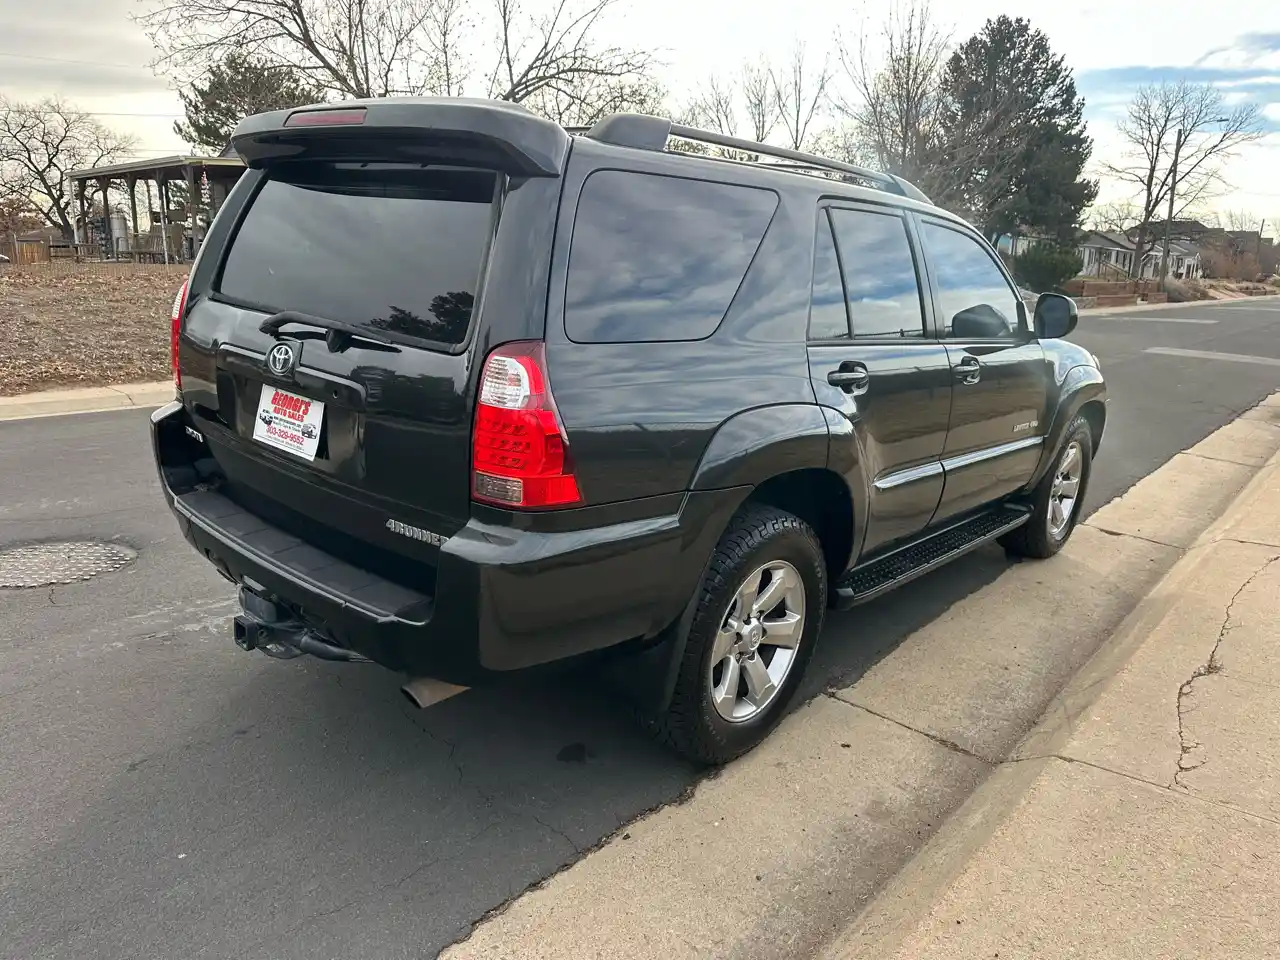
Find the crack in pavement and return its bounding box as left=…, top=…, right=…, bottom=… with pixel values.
left=1082, top=523, right=1183, bottom=551
left=1173, top=554, right=1280, bottom=789
left=825, top=692, right=996, bottom=765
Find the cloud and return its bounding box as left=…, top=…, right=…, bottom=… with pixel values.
left=1196, top=31, right=1280, bottom=69
left=1076, top=33, right=1280, bottom=136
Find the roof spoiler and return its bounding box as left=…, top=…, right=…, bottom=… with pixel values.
left=231, top=97, right=572, bottom=178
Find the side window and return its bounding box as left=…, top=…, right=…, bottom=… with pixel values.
left=808, top=211, right=850, bottom=340
left=564, top=171, right=778, bottom=343
left=920, top=222, right=1022, bottom=339
left=828, top=208, right=925, bottom=338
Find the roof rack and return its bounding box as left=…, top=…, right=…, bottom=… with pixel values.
left=578, top=113, right=932, bottom=205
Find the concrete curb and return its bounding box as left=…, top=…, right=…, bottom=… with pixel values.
left=0, top=381, right=173, bottom=422
left=824, top=396, right=1280, bottom=960
left=1080, top=291, right=1280, bottom=315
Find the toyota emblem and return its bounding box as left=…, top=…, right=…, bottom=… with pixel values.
left=267, top=343, right=296, bottom=377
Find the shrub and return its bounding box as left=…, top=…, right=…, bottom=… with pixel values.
left=1012, top=245, right=1084, bottom=294
left=1163, top=278, right=1210, bottom=302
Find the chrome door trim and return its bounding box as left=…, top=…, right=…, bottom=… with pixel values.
left=874, top=460, right=944, bottom=491
left=941, top=435, right=1044, bottom=473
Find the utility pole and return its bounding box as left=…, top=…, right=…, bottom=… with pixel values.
left=1160, top=127, right=1186, bottom=286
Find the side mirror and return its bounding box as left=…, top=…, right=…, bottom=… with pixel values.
left=1034, top=293, right=1078, bottom=339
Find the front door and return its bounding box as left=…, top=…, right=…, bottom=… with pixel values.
left=807, top=205, right=953, bottom=559
left=916, top=218, right=1050, bottom=521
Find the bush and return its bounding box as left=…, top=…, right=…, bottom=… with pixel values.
left=1163, top=278, right=1210, bottom=303
left=1012, top=245, right=1084, bottom=294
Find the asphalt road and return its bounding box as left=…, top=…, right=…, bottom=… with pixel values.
left=4, top=297, right=1280, bottom=960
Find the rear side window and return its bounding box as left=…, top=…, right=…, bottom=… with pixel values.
left=809, top=211, right=849, bottom=340
left=828, top=208, right=925, bottom=338
left=564, top=171, right=778, bottom=343
left=218, top=163, right=497, bottom=348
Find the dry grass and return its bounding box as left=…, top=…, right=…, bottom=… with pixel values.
left=0, top=264, right=185, bottom=396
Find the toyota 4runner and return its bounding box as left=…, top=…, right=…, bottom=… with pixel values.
left=151, top=98, right=1106, bottom=764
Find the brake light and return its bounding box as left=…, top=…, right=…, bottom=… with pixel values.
left=170, top=279, right=189, bottom=393
left=284, top=108, right=367, bottom=127
left=472, top=342, right=581, bottom=509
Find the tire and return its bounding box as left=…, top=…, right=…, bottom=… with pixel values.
left=1001, top=415, right=1093, bottom=560
left=650, top=505, right=827, bottom=765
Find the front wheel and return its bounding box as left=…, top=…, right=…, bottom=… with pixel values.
left=650, top=505, right=827, bottom=765
left=1001, top=416, right=1093, bottom=559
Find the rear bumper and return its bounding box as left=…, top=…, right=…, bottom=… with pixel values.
left=152, top=401, right=744, bottom=683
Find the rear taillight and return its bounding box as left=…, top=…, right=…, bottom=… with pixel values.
left=472, top=342, right=582, bottom=509
left=170, top=279, right=188, bottom=393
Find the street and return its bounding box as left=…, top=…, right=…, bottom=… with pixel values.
left=4, top=297, right=1280, bottom=960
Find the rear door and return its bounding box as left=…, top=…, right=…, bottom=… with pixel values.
left=807, top=204, right=953, bottom=558
left=178, top=110, right=565, bottom=571
left=916, top=217, right=1050, bottom=521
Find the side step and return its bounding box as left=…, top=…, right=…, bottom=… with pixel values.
left=834, top=505, right=1031, bottom=608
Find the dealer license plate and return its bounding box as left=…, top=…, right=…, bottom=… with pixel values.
left=252, top=385, right=324, bottom=461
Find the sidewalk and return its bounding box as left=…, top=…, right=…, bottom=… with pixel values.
left=832, top=399, right=1280, bottom=959
left=0, top=381, right=172, bottom=421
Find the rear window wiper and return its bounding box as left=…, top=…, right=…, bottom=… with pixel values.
left=259, top=310, right=403, bottom=353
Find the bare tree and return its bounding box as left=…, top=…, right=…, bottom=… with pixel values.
left=1088, top=200, right=1142, bottom=233
left=1223, top=209, right=1262, bottom=233
left=487, top=0, right=652, bottom=106
left=740, top=59, right=777, bottom=142
left=524, top=74, right=667, bottom=127
left=138, top=0, right=651, bottom=111
left=0, top=97, right=137, bottom=241
left=684, top=75, right=739, bottom=136
left=1103, top=81, right=1263, bottom=277
left=807, top=122, right=875, bottom=167
left=770, top=43, right=831, bottom=151
left=832, top=0, right=950, bottom=186
left=139, top=0, right=460, bottom=98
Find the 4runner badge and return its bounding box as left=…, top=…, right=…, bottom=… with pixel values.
left=386, top=519, right=445, bottom=547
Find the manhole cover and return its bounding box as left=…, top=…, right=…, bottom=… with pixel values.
left=0, top=541, right=137, bottom=588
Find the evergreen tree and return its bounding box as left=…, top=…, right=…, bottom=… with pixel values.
left=939, top=17, right=1097, bottom=243
left=175, top=54, right=323, bottom=153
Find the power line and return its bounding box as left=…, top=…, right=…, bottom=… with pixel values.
left=0, top=51, right=150, bottom=70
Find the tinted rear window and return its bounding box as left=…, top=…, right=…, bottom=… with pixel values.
left=564, top=171, right=778, bottom=343
left=218, top=163, right=497, bottom=348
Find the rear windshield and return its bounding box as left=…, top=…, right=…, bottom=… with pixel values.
left=218, top=163, right=497, bottom=348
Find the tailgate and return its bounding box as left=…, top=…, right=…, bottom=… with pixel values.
left=177, top=101, right=569, bottom=570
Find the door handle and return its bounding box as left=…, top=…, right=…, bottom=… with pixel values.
left=953, top=357, right=981, bottom=384
left=827, top=365, right=870, bottom=394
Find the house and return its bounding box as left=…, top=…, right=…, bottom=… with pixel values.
left=1077, top=231, right=1136, bottom=277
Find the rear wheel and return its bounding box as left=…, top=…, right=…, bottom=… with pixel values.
left=651, top=505, right=826, bottom=765
left=1001, top=416, right=1093, bottom=559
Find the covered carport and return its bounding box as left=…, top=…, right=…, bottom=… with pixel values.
left=65, top=154, right=245, bottom=263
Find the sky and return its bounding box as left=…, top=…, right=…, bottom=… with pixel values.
left=1, top=0, right=1278, bottom=230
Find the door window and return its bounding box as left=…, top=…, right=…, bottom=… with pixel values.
left=828, top=208, right=926, bottom=338
left=920, top=222, right=1022, bottom=339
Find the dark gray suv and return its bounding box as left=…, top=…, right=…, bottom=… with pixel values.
left=151, top=98, right=1106, bottom=763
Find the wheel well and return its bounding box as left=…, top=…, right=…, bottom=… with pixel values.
left=1079, top=400, right=1106, bottom=453
left=745, top=469, right=854, bottom=580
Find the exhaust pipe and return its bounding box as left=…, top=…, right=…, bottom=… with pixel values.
left=402, top=676, right=469, bottom=709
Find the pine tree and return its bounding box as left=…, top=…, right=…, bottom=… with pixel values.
left=175, top=54, right=323, bottom=153
left=939, top=16, right=1097, bottom=243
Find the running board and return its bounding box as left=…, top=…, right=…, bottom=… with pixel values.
left=834, top=505, right=1031, bottom=608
